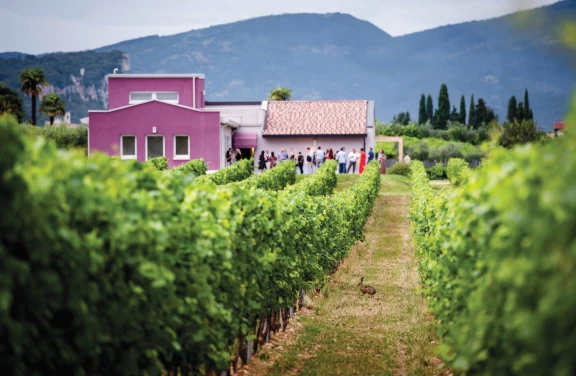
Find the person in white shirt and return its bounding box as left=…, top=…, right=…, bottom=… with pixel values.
left=306, top=147, right=314, bottom=173
left=315, top=146, right=326, bottom=168
left=336, top=147, right=347, bottom=174
left=347, top=148, right=358, bottom=174
left=403, top=154, right=411, bottom=164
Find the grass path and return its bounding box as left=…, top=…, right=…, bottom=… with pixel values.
left=238, top=175, right=442, bottom=376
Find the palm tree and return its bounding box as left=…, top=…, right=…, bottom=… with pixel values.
left=19, top=68, right=48, bottom=125
left=268, top=87, right=292, bottom=101
left=39, top=93, right=66, bottom=125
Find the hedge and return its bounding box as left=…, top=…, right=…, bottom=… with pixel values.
left=0, top=115, right=380, bottom=375
left=170, top=159, right=208, bottom=176
left=228, top=160, right=296, bottom=191
left=285, top=160, right=337, bottom=196
left=194, top=158, right=253, bottom=185
left=409, top=130, right=576, bottom=375
left=146, top=156, right=168, bottom=171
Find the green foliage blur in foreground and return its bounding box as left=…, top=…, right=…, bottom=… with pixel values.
left=409, top=131, right=576, bottom=374
left=0, top=113, right=380, bottom=375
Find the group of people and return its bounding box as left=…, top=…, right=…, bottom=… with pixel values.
left=225, top=148, right=243, bottom=166
left=257, top=146, right=390, bottom=174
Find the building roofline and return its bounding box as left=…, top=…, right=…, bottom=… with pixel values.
left=206, top=101, right=263, bottom=106
left=263, top=133, right=367, bottom=138
left=107, top=74, right=205, bottom=79
left=88, top=100, right=220, bottom=114
left=267, top=100, right=371, bottom=103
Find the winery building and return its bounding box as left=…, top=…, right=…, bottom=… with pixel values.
left=88, top=74, right=375, bottom=170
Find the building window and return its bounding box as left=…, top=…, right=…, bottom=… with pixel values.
left=130, top=92, right=179, bottom=104
left=130, top=92, right=153, bottom=103
left=174, top=135, right=190, bottom=160
left=121, top=135, right=136, bottom=160
left=156, top=92, right=179, bottom=103
left=146, top=135, right=164, bottom=160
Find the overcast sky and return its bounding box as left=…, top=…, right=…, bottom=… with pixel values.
left=0, top=0, right=560, bottom=54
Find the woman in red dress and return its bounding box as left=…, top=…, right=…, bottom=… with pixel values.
left=359, top=148, right=367, bottom=174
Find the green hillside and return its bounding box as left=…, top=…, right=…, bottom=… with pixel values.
left=0, top=51, right=126, bottom=123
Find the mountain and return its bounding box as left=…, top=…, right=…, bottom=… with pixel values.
left=0, top=51, right=129, bottom=123
left=2, top=1, right=575, bottom=128
left=0, top=52, right=33, bottom=59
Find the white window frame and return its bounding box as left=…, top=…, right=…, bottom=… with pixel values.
left=145, top=135, right=165, bottom=161
left=129, top=91, right=179, bottom=105
left=120, top=135, right=137, bottom=160
left=173, top=134, right=190, bottom=160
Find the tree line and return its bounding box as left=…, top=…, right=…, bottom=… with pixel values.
left=394, top=84, right=534, bottom=130
left=0, top=67, right=66, bottom=125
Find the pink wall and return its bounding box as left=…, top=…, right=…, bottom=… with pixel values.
left=89, top=101, right=221, bottom=169
left=108, top=77, right=202, bottom=109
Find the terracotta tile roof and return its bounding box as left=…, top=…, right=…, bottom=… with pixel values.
left=264, top=100, right=368, bottom=136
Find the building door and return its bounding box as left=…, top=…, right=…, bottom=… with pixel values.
left=239, top=148, right=254, bottom=160
left=146, top=135, right=164, bottom=160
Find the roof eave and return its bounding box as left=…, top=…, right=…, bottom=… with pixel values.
left=107, top=74, right=205, bottom=79
left=262, top=133, right=367, bottom=138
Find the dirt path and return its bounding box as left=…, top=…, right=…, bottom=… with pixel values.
left=237, top=176, right=443, bottom=376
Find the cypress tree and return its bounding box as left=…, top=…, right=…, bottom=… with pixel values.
left=475, top=98, right=488, bottom=128
left=450, top=106, right=460, bottom=122
left=524, top=89, right=532, bottom=120
left=529, top=109, right=534, bottom=121
left=507, top=96, right=518, bottom=121
left=426, top=94, right=434, bottom=125
left=459, top=95, right=467, bottom=124
left=468, top=94, right=475, bottom=127
left=518, top=102, right=525, bottom=122
left=436, top=83, right=450, bottom=129
left=486, top=107, right=497, bottom=124
left=418, top=94, right=427, bottom=124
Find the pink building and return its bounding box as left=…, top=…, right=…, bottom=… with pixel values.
left=89, top=74, right=375, bottom=170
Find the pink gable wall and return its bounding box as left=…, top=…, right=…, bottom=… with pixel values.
left=108, top=77, right=206, bottom=109
left=89, top=101, right=220, bottom=169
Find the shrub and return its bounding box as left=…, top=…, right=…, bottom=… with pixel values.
left=0, top=115, right=381, bottom=375
left=464, top=150, right=485, bottom=163
left=19, top=123, right=88, bottom=151
left=446, top=158, right=470, bottom=185
left=437, top=142, right=463, bottom=163
left=407, top=139, right=430, bottom=161
left=500, top=119, right=547, bottom=148
left=426, top=164, right=446, bottom=180
left=447, top=122, right=469, bottom=142
left=146, top=156, right=168, bottom=170
left=388, top=162, right=411, bottom=176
